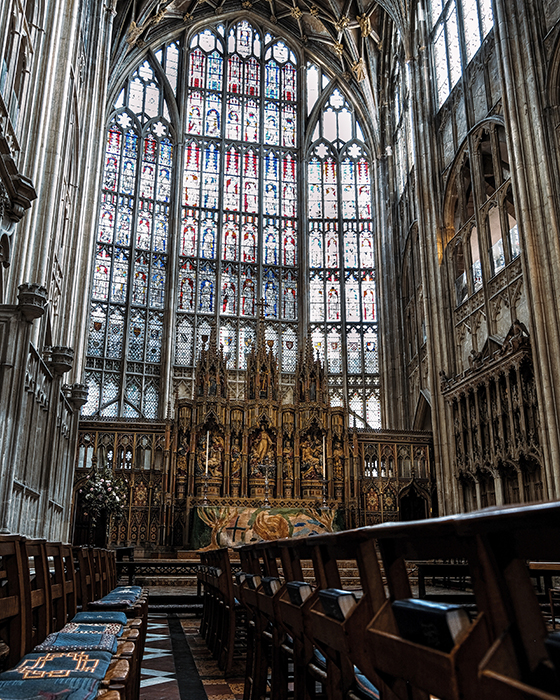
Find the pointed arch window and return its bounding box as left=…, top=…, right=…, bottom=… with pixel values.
left=84, top=60, right=172, bottom=418
left=84, top=22, right=379, bottom=426
left=445, top=122, right=520, bottom=309
left=307, top=85, right=379, bottom=428
left=429, top=0, right=494, bottom=109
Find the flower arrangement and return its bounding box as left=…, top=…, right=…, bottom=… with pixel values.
left=79, top=468, right=127, bottom=524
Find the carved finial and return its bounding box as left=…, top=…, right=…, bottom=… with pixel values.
left=256, top=298, right=266, bottom=351
left=209, top=318, right=218, bottom=351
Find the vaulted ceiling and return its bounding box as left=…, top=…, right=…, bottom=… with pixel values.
left=109, top=0, right=412, bottom=151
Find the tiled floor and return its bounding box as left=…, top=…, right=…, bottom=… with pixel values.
left=140, top=615, right=245, bottom=700
left=181, top=618, right=245, bottom=700
left=140, top=617, right=181, bottom=700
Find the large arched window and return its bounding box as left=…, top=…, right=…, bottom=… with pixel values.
left=83, top=19, right=379, bottom=426
left=307, top=81, right=380, bottom=428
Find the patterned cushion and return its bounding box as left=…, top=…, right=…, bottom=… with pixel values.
left=62, top=623, right=123, bottom=638
left=0, top=651, right=112, bottom=680
left=89, top=598, right=134, bottom=608
left=112, top=586, right=141, bottom=594
left=34, top=632, right=118, bottom=654
left=0, top=678, right=100, bottom=700
left=354, top=669, right=380, bottom=700
left=72, top=611, right=128, bottom=626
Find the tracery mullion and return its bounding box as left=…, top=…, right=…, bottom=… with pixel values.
left=111, top=111, right=138, bottom=415
left=337, top=140, right=352, bottom=415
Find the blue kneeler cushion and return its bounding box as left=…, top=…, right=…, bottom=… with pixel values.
left=0, top=677, right=100, bottom=700
left=72, top=612, right=128, bottom=626
left=34, top=632, right=118, bottom=654
left=0, top=651, right=113, bottom=680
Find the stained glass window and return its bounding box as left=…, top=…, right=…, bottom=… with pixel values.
left=308, top=87, right=379, bottom=428
left=446, top=123, right=519, bottom=306
left=84, top=59, right=170, bottom=418
left=85, top=23, right=378, bottom=423
left=177, top=21, right=298, bottom=374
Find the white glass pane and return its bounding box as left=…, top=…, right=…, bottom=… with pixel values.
left=446, top=5, right=462, bottom=88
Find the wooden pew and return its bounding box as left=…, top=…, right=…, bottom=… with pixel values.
left=22, top=539, right=52, bottom=654
left=237, top=542, right=271, bottom=700
left=252, top=540, right=290, bottom=700
left=0, top=536, right=27, bottom=670
left=302, top=528, right=406, bottom=700
left=0, top=536, right=129, bottom=699
left=453, top=502, right=560, bottom=700
left=275, top=537, right=323, bottom=700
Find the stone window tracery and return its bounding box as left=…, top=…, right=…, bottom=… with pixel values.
left=83, top=20, right=378, bottom=425
left=307, top=84, right=379, bottom=428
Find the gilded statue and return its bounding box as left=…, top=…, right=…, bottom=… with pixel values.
left=333, top=442, right=344, bottom=479
left=300, top=437, right=322, bottom=479
left=283, top=442, right=294, bottom=480
left=253, top=429, right=273, bottom=463
left=208, top=434, right=225, bottom=475
left=231, top=437, right=242, bottom=479
left=197, top=432, right=225, bottom=476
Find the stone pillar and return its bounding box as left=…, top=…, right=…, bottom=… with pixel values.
left=492, top=0, right=560, bottom=498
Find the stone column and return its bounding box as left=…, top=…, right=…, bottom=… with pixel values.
left=492, top=0, right=560, bottom=498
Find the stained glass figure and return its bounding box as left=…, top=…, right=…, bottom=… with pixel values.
left=282, top=271, right=297, bottom=320
left=178, top=260, right=196, bottom=311
left=199, top=277, right=214, bottom=313
left=264, top=103, right=279, bottom=144
left=241, top=220, right=257, bottom=262
left=264, top=270, right=279, bottom=318
left=223, top=215, right=239, bottom=260
left=264, top=225, right=278, bottom=265
left=241, top=268, right=256, bottom=316
left=283, top=226, right=296, bottom=266
left=327, top=282, right=340, bottom=321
